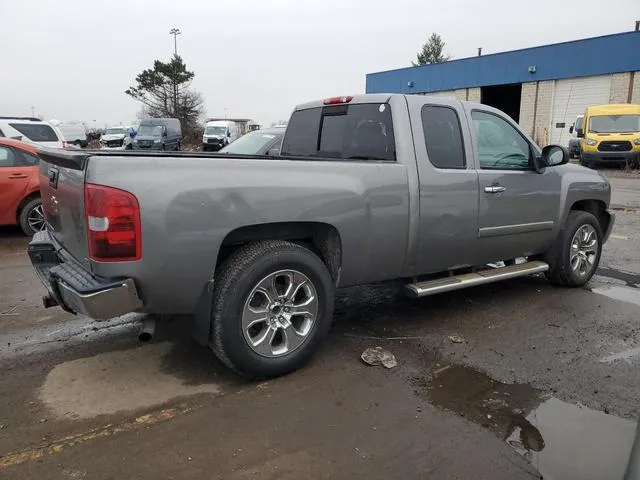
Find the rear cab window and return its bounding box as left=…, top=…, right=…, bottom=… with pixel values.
left=9, top=123, right=59, bottom=142
left=281, top=103, right=396, bottom=161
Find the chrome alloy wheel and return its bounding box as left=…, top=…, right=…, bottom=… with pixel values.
left=242, top=270, right=318, bottom=357
left=570, top=224, right=598, bottom=277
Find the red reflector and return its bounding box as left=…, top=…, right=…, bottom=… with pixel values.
left=323, top=96, right=353, bottom=105
left=84, top=184, right=141, bottom=262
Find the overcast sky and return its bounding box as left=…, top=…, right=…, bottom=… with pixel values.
left=1, top=0, right=638, bottom=128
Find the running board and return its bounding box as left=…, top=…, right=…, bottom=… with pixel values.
left=405, top=261, right=549, bottom=298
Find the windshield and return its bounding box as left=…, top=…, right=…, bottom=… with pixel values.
left=105, top=128, right=126, bottom=135
left=589, top=115, right=640, bottom=133
left=137, top=125, right=163, bottom=136
left=220, top=131, right=282, bottom=154
left=205, top=126, right=227, bottom=136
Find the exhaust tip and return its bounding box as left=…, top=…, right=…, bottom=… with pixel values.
left=137, top=317, right=156, bottom=343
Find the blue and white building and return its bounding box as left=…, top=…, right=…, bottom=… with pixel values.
left=366, top=30, right=640, bottom=146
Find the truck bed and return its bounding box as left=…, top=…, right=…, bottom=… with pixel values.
left=37, top=149, right=411, bottom=314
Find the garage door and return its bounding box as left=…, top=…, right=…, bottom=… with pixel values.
left=550, top=75, right=611, bottom=145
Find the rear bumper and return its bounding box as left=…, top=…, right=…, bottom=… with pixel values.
left=28, top=230, right=142, bottom=320
left=582, top=150, right=640, bottom=164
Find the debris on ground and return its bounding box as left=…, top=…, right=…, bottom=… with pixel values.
left=361, top=347, right=397, bottom=368
left=1, top=305, right=19, bottom=316
left=448, top=335, right=465, bottom=344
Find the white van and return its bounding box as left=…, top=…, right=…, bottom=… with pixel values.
left=0, top=117, right=65, bottom=148
left=59, top=124, right=88, bottom=148
left=202, top=120, right=240, bottom=151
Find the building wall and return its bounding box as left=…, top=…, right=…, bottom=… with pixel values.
left=609, top=72, right=632, bottom=103
left=419, top=88, right=479, bottom=101
left=519, top=81, right=554, bottom=145
left=632, top=73, right=640, bottom=103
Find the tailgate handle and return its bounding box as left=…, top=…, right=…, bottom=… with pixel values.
left=8, top=173, right=28, bottom=179
left=48, top=167, right=59, bottom=188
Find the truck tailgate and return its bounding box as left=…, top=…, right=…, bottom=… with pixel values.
left=38, top=149, right=91, bottom=268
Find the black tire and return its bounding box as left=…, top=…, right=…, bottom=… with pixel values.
left=18, top=197, right=44, bottom=236
left=544, top=210, right=602, bottom=287
left=579, top=155, right=590, bottom=168
left=211, top=240, right=335, bottom=378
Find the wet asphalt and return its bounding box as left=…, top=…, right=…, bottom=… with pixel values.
left=0, top=174, right=639, bottom=479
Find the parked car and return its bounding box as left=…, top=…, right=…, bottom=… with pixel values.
left=575, top=104, right=640, bottom=168
left=202, top=120, right=240, bottom=151
left=218, top=127, right=285, bottom=155
left=568, top=114, right=583, bottom=158
left=100, top=126, right=134, bottom=150
left=58, top=124, right=88, bottom=148
left=0, top=138, right=44, bottom=235
left=0, top=117, right=65, bottom=149
left=29, top=94, right=613, bottom=379
left=133, top=118, right=181, bottom=151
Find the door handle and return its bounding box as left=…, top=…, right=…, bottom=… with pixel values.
left=484, top=185, right=506, bottom=193
left=8, top=173, right=28, bottom=179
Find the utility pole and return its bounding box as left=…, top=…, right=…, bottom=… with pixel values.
left=169, top=28, right=182, bottom=117
left=169, top=28, right=181, bottom=56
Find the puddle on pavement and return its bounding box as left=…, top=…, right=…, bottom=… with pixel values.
left=39, top=342, right=221, bottom=419
left=427, top=364, right=637, bottom=480
left=590, top=284, right=640, bottom=308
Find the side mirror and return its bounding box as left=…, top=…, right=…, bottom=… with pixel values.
left=576, top=128, right=584, bottom=138
left=227, top=131, right=231, bottom=138
left=569, top=125, right=574, bottom=134
left=266, top=147, right=280, bottom=156
left=541, top=145, right=569, bottom=168
left=163, top=130, right=167, bottom=137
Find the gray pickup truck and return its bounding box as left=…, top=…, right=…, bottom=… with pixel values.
left=29, top=94, right=614, bottom=378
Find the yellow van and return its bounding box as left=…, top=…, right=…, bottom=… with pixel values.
left=575, top=103, right=640, bottom=168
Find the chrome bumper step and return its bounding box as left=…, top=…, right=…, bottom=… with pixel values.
left=405, top=261, right=549, bottom=298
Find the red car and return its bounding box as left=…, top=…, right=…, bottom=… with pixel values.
left=0, top=138, right=44, bottom=235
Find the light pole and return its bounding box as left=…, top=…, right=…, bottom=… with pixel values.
left=169, top=28, right=181, bottom=56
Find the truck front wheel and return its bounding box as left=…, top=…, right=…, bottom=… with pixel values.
left=211, top=240, right=335, bottom=378
left=544, top=211, right=602, bottom=287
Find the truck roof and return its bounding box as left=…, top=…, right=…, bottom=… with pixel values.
left=294, top=93, right=490, bottom=112
left=586, top=104, right=640, bottom=115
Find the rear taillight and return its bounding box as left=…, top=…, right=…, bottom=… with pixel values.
left=84, top=184, right=141, bottom=261
left=323, top=96, right=353, bottom=105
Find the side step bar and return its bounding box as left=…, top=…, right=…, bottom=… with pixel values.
left=405, top=261, right=549, bottom=298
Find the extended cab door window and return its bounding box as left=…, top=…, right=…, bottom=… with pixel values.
left=421, top=105, right=466, bottom=169
left=281, top=103, right=396, bottom=161
left=471, top=111, right=531, bottom=170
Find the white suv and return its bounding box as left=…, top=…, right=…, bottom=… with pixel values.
left=0, top=117, right=65, bottom=148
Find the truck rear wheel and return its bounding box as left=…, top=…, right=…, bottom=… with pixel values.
left=544, top=211, right=602, bottom=287
left=211, top=240, right=335, bottom=378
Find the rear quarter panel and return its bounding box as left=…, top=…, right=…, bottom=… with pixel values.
left=85, top=155, right=410, bottom=313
